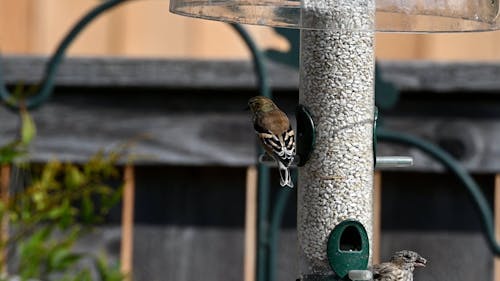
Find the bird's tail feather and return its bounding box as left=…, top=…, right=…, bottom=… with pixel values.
left=278, top=162, right=293, bottom=188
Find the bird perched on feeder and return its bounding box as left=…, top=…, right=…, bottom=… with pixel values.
left=248, top=96, right=296, bottom=188
left=371, top=250, right=427, bottom=281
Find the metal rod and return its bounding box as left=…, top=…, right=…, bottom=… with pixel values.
left=375, top=156, right=413, bottom=168
left=268, top=184, right=293, bottom=281
left=259, top=154, right=413, bottom=168
left=257, top=164, right=270, bottom=281
left=494, top=174, right=500, bottom=279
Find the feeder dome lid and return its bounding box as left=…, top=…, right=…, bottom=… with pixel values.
left=170, top=0, right=500, bottom=32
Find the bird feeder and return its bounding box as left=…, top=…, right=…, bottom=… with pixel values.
left=170, top=0, right=500, bottom=279
left=170, top=0, right=500, bottom=31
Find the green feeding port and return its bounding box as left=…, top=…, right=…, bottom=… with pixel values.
left=339, top=226, right=362, bottom=252
left=327, top=220, right=369, bottom=279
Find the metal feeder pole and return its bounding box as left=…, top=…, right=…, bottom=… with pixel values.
left=297, top=0, right=375, bottom=278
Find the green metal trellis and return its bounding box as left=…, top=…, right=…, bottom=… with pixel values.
left=0, top=0, right=129, bottom=109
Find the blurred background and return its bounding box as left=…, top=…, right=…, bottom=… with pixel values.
left=1, top=1, right=500, bottom=281
left=3, top=0, right=500, bottom=60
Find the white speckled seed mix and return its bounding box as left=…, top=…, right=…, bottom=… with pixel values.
left=297, top=0, right=375, bottom=276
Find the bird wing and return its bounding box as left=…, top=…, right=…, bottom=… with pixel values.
left=371, top=263, right=400, bottom=281
left=254, top=111, right=295, bottom=166
left=281, top=126, right=295, bottom=157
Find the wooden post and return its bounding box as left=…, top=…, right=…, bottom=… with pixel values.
left=494, top=174, right=500, bottom=281
left=0, top=164, right=10, bottom=274
left=121, top=165, right=135, bottom=281
left=373, top=171, right=382, bottom=265
left=244, top=166, right=257, bottom=281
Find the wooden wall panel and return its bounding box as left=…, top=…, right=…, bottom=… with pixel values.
left=375, top=34, right=423, bottom=60
left=1, top=0, right=500, bottom=60
left=0, top=0, right=30, bottom=53
left=112, top=0, right=287, bottom=59
left=412, top=32, right=500, bottom=61
left=111, top=1, right=191, bottom=57
left=28, top=0, right=115, bottom=55
left=0, top=0, right=286, bottom=59
left=376, top=32, right=500, bottom=61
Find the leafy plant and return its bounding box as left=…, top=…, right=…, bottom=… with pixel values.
left=0, top=107, right=126, bottom=281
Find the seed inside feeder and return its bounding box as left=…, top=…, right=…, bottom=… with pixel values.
left=297, top=0, right=375, bottom=276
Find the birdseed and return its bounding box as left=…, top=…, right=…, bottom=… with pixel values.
left=297, top=0, right=375, bottom=276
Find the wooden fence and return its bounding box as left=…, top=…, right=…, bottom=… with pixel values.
left=2, top=0, right=500, bottom=60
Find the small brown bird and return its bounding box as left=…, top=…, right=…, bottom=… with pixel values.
left=371, top=250, right=427, bottom=281
left=248, top=96, right=296, bottom=187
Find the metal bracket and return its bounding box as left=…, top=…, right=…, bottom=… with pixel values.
left=295, top=104, right=315, bottom=167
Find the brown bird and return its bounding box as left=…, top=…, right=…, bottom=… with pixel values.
left=248, top=96, right=295, bottom=187
left=371, top=250, right=427, bottom=281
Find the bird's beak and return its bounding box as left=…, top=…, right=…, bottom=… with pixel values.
left=414, top=257, right=427, bottom=268
left=244, top=105, right=250, bottom=111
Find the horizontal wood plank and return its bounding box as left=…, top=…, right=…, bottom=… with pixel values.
left=1, top=56, right=500, bottom=171
left=4, top=56, right=500, bottom=92
left=0, top=56, right=298, bottom=90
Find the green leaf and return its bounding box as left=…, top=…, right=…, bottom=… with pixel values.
left=72, top=269, right=92, bottom=281
left=39, top=161, right=61, bottom=190
left=27, top=227, right=52, bottom=246
left=48, top=248, right=82, bottom=271
left=20, top=109, right=36, bottom=145
left=95, top=256, right=126, bottom=281
left=4, top=147, right=127, bottom=280
left=18, top=227, right=53, bottom=279
left=65, top=166, right=86, bottom=189
left=0, top=141, right=25, bottom=164
left=9, top=212, right=18, bottom=222
left=32, top=190, right=46, bottom=210
left=100, top=187, right=122, bottom=215
left=55, top=200, right=76, bottom=229
left=81, top=195, right=94, bottom=223
left=47, top=206, right=66, bottom=220
left=0, top=201, right=6, bottom=214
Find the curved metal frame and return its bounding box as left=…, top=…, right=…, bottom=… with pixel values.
left=0, top=0, right=129, bottom=109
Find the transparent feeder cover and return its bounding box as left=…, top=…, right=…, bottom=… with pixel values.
left=170, top=0, right=500, bottom=31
